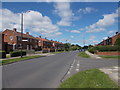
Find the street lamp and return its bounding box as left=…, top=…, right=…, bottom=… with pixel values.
left=21, top=13, right=23, bottom=58
left=20, top=11, right=31, bottom=58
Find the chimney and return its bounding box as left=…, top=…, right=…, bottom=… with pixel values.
left=26, top=32, right=29, bottom=35
left=116, top=32, right=118, bottom=35
left=39, top=36, right=41, bottom=38
left=13, top=28, right=17, bottom=32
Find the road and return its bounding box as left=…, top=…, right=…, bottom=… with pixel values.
left=2, top=51, right=118, bottom=88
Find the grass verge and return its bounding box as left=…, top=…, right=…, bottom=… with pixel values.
left=78, top=52, right=90, bottom=58
left=1, top=55, right=45, bottom=65
left=100, top=55, right=120, bottom=59
left=59, top=69, right=118, bottom=88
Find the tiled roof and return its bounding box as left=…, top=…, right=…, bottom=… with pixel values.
left=36, top=37, right=64, bottom=44
left=3, top=29, right=37, bottom=40
left=36, top=37, right=49, bottom=42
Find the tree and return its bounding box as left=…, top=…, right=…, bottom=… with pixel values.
left=114, top=38, right=120, bottom=46
left=64, top=43, right=71, bottom=51
left=70, top=45, right=79, bottom=51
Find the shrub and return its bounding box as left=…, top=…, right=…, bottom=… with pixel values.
left=10, top=51, right=26, bottom=57
left=88, top=45, right=120, bottom=53
left=88, top=47, right=97, bottom=54
left=0, top=51, right=6, bottom=58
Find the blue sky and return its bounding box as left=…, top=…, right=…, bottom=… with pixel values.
left=1, top=2, right=119, bottom=46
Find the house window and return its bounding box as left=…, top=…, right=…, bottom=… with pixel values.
left=17, top=44, right=22, bottom=48
left=10, top=36, right=13, bottom=40
left=35, top=40, right=37, bottom=43
left=35, top=45, right=38, bottom=48
left=30, top=39, right=32, bottom=42
left=18, top=36, right=21, bottom=40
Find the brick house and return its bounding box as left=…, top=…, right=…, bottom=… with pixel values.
left=51, top=40, right=64, bottom=52
left=36, top=37, right=64, bottom=52
left=0, top=32, right=7, bottom=51
left=2, top=28, right=38, bottom=53
left=97, top=32, right=120, bottom=46
left=36, top=37, right=54, bottom=52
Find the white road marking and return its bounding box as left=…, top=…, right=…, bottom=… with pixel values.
left=76, top=60, right=80, bottom=72
left=67, top=71, right=70, bottom=74
left=76, top=69, right=79, bottom=72
left=77, top=64, right=79, bottom=66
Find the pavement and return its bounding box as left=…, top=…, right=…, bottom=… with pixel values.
left=100, top=66, right=119, bottom=86
left=0, top=53, right=55, bottom=61
left=85, top=50, right=119, bottom=86
left=2, top=51, right=118, bottom=88
left=85, top=51, right=102, bottom=59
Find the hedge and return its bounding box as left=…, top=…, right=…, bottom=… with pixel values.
left=0, top=51, right=6, bottom=58
left=88, top=45, right=120, bottom=54
left=10, top=51, right=26, bottom=57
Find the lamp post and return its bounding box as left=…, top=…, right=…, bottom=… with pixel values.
left=21, top=13, right=23, bottom=58
left=20, top=11, right=30, bottom=58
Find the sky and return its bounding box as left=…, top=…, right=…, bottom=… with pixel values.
left=0, top=2, right=119, bottom=46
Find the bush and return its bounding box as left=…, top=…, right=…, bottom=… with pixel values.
left=88, top=47, right=97, bottom=54
left=88, top=45, right=120, bottom=53
left=10, top=51, right=26, bottom=57
left=0, top=51, right=6, bottom=58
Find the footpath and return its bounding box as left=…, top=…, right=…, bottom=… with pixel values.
left=0, top=53, right=55, bottom=61
left=86, top=50, right=119, bottom=86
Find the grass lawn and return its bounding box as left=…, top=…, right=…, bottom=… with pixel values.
left=1, top=55, right=45, bottom=65
left=59, top=69, right=118, bottom=88
left=78, top=52, right=90, bottom=58
left=100, top=55, right=120, bottom=59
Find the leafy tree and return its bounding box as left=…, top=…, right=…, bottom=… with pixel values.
left=70, top=45, right=79, bottom=51
left=114, top=37, right=120, bottom=46
left=64, top=43, right=71, bottom=51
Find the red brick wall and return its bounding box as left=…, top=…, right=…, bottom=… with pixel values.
left=112, top=33, right=120, bottom=45
left=96, top=52, right=120, bottom=56
left=3, top=29, right=17, bottom=45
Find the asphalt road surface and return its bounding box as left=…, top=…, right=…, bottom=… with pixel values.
left=2, top=51, right=118, bottom=88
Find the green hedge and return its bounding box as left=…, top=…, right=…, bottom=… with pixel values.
left=10, top=51, right=26, bottom=57
left=0, top=51, right=6, bottom=58
left=88, top=45, right=120, bottom=54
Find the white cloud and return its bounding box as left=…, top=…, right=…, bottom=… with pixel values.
left=0, top=9, right=62, bottom=37
left=78, top=7, right=97, bottom=14
left=70, top=35, right=74, bottom=38
left=103, top=37, right=108, bottom=40
left=70, top=30, right=80, bottom=33
left=96, top=13, right=117, bottom=27
left=108, top=30, right=116, bottom=34
left=81, top=8, right=118, bottom=33
left=54, top=2, right=74, bottom=26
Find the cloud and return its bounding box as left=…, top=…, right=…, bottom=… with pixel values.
left=0, top=9, right=62, bottom=37
left=70, top=35, right=74, bottom=38
left=81, top=8, right=118, bottom=33
left=103, top=37, right=108, bottom=40
left=54, top=2, right=74, bottom=26
left=70, top=30, right=80, bottom=33
left=108, top=30, right=116, bottom=34
left=78, top=7, right=97, bottom=14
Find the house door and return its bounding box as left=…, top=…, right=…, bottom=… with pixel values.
left=27, top=45, right=29, bottom=50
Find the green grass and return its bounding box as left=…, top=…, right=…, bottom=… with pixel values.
left=1, top=55, right=45, bottom=65
left=100, top=55, right=120, bottom=59
left=59, top=69, right=118, bottom=88
left=78, top=52, right=90, bottom=58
